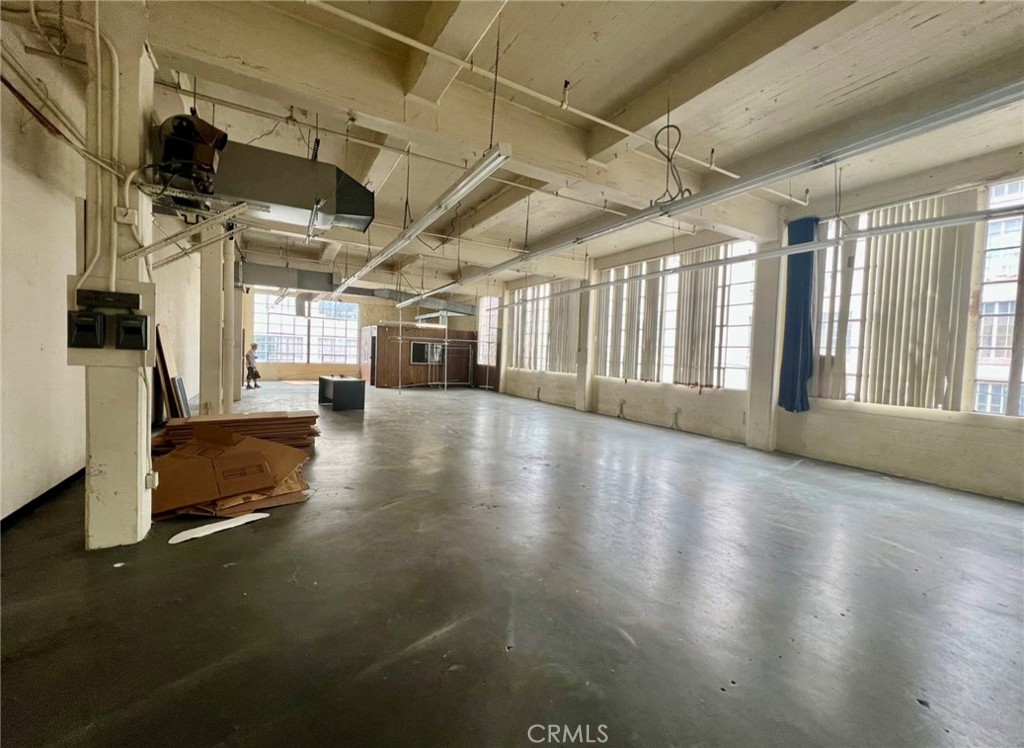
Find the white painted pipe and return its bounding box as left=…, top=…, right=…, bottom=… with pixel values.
left=496, top=206, right=1024, bottom=312
left=399, top=82, right=1024, bottom=308
left=222, top=232, right=236, bottom=414
left=305, top=0, right=807, bottom=207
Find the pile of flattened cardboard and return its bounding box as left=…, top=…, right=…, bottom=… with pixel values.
left=152, top=411, right=319, bottom=455
left=152, top=424, right=311, bottom=520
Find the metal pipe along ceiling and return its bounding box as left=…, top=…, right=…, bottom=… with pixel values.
left=305, top=0, right=808, bottom=206
left=494, top=205, right=1024, bottom=311
left=396, top=79, right=1024, bottom=308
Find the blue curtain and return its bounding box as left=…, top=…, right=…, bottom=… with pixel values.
left=777, top=217, right=818, bottom=413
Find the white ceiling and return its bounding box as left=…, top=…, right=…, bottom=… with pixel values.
left=141, top=0, right=1024, bottom=302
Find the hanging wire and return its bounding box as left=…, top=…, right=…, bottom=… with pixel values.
left=523, top=192, right=531, bottom=249
left=311, top=113, right=321, bottom=162
left=652, top=123, right=691, bottom=205
left=489, top=15, right=501, bottom=148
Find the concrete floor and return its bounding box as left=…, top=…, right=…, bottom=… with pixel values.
left=2, top=382, right=1022, bottom=747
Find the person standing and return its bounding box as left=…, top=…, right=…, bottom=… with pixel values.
left=245, top=342, right=261, bottom=389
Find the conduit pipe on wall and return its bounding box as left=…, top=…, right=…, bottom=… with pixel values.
left=397, top=80, right=1024, bottom=308
left=222, top=230, right=236, bottom=414
left=5, top=7, right=124, bottom=291
left=493, top=205, right=1024, bottom=311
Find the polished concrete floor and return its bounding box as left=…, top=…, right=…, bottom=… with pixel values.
left=2, top=382, right=1022, bottom=747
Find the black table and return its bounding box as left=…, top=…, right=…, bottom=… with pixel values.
left=318, top=376, right=366, bottom=411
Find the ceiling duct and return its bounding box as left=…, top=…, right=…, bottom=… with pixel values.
left=154, top=116, right=374, bottom=233
left=214, top=142, right=374, bottom=232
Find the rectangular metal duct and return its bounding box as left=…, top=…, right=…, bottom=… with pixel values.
left=213, top=142, right=374, bottom=232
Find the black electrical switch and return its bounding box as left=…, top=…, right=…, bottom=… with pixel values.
left=67, top=310, right=106, bottom=348
left=115, top=314, right=149, bottom=350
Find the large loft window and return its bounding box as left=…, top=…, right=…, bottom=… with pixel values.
left=508, top=281, right=579, bottom=373
left=594, top=241, right=755, bottom=389
left=252, top=293, right=360, bottom=364
left=814, top=179, right=1024, bottom=416
left=477, top=296, right=500, bottom=367
left=973, top=179, right=1023, bottom=415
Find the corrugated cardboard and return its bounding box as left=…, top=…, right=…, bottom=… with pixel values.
left=153, top=425, right=308, bottom=514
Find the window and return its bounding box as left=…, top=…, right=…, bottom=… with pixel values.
left=974, top=179, right=1023, bottom=415
left=595, top=241, right=754, bottom=389
left=814, top=191, right=978, bottom=409
left=814, top=180, right=1024, bottom=416
left=508, top=281, right=579, bottom=373
left=252, top=292, right=360, bottom=364
left=411, top=341, right=444, bottom=365
left=477, top=296, right=499, bottom=366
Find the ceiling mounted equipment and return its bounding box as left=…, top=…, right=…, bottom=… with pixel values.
left=333, top=142, right=511, bottom=296
left=153, top=114, right=374, bottom=233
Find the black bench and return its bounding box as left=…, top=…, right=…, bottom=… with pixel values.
left=318, top=376, right=365, bottom=411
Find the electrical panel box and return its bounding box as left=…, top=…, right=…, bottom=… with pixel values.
left=116, top=314, right=149, bottom=350
left=76, top=289, right=141, bottom=311
left=67, top=275, right=156, bottom=367
left=67, top=310, right=107, bottom=348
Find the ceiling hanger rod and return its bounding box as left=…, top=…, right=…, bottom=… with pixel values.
left=152, top=81, right=679, bottom=226
left=304, top=0, right=808, bottom=206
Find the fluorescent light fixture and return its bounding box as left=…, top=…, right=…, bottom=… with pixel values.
left=396, top=79, right=1024, bottom=308
left=334, top=143, right=511, bottom=297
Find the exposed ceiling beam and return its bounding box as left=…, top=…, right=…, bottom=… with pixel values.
left=406, top=1, right=505, bottom=104
left=145, top=3, right=705, bottom=219
left=348, top=131, right=408, bottom=193
left=458, top=177, right=546, bottom=240
left=702, top=51, right=1024, bottom=196
left=319, top=242, right=342, bottom=263
left=387, top=254, right=421, bottom=274
left=236, top=215, right=587, bottom=281
left=587, top=1, right=858, bottom=164
left=237, top=261, right=478, bottom=314
left=791, top=145, right=1024, bottom=221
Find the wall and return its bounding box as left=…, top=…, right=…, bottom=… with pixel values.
left=592, top=378, right=748, bottom=443
left=373, top=324, right=476, bottom=388
left=777, top=399, right=1024, bottom=502
left=505, top=369, right=577, bottom=408
left=243, top=293, right=402, bottom=381
left=150, top=238, right=201, bottom=396
left=0, top=44, right=88, bottom=518
left=259, top=362, right=359, bottom=381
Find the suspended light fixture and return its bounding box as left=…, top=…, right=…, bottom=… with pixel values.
left=334, top=142, right=512, bottom=297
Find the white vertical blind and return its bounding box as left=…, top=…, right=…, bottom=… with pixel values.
left=816, top=191, right=977, bottom=409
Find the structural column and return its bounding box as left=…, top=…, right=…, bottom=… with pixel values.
left=575, top=272, right=598, bottom=412
left=199, top=228, right=224, bottom=414
left=221, top=230, right=236, bottom=413
left=498, top=287, right=511, bottom=394
left=82, top=1, right=154, bottom=548
left=746, top=240, right=783, bottom=451
left=233, top=286, right=244, bottom=402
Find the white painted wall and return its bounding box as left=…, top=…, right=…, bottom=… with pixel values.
left=239, top=293, right=406, bottom=381
left=0, top=49, right=88, bottom=518
left=150, top=245, right=202, bottom=396
left=777, top=399, right=1024, bottom=502
left=505, top=369, right=577, bottom=408
left=592, top=378, right=748, bottom=443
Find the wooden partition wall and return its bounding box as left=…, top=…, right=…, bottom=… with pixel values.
left=361, top=324, right=477, bottom=388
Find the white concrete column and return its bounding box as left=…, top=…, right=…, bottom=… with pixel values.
left=233, top=287, right=244, bottom=402
left=199, top=230, right=224, bottom=414
left=575, top=275, right=598, bottom=412
left=82, top=2, right=154, bottom=548
left=221, top=231, right=235, bottom=413
left=498, top=286, right=511, bottom=394
left=746, top=240, right=784, bottom=451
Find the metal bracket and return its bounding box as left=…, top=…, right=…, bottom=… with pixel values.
left=119, top=202, right=250, bottom=263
